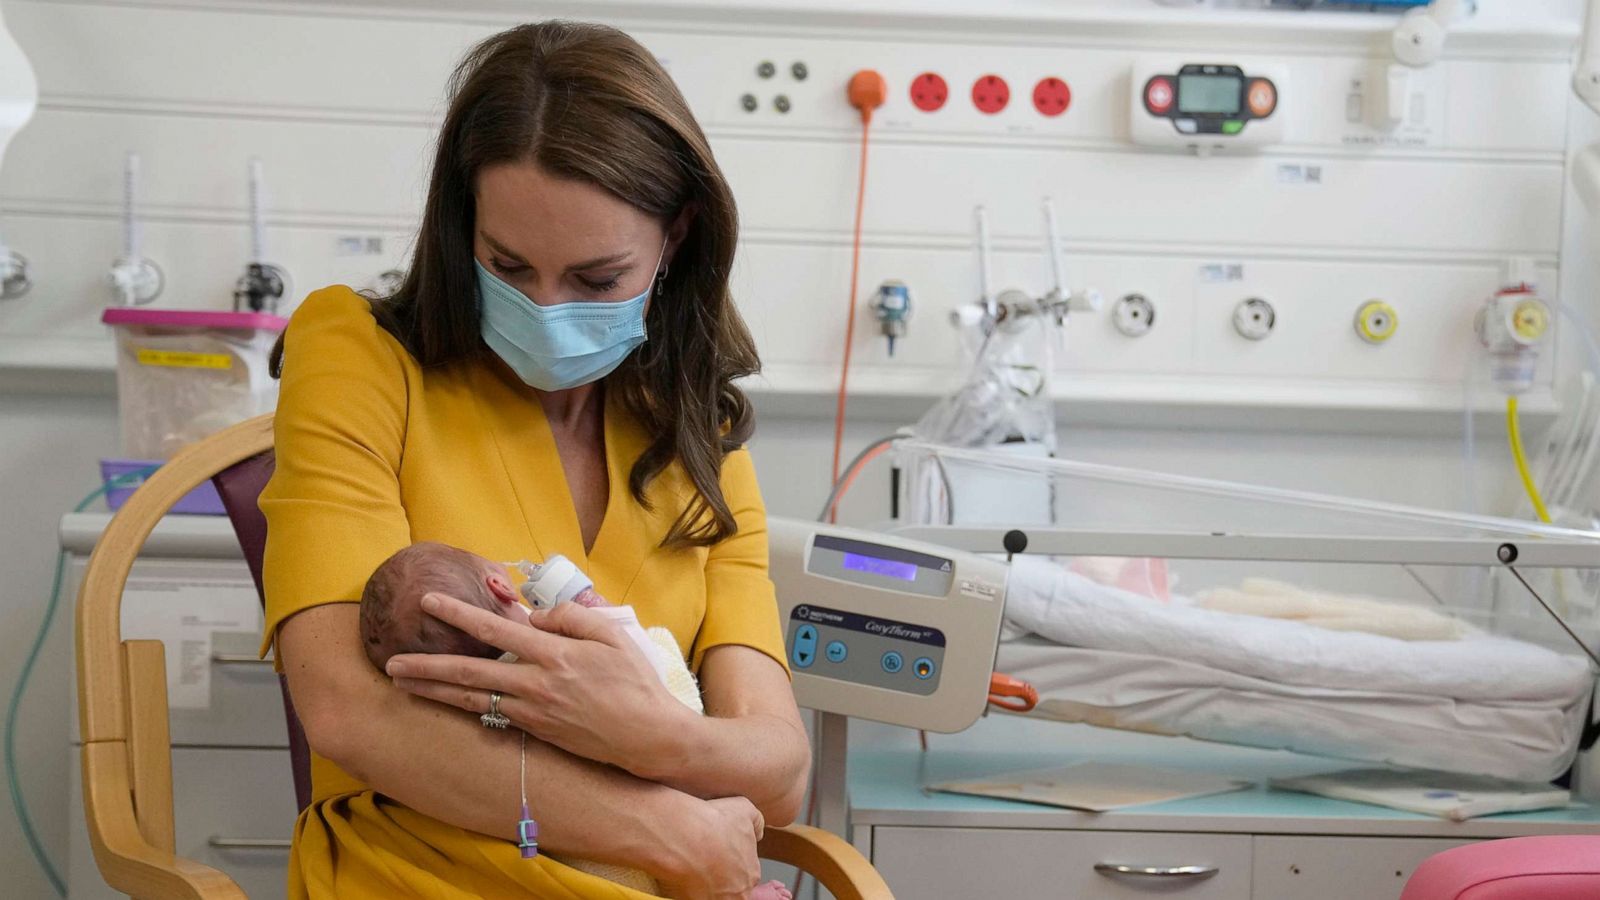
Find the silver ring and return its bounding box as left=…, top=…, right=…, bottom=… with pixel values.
left=480, top=691, right=510, bottom=729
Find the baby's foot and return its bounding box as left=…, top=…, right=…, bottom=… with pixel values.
left=749, top=881, right=792, bottom=900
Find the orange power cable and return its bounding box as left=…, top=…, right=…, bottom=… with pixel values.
left=830, top=71, right=887, bottom=522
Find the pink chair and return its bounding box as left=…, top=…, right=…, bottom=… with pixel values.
left=1400, top=836, right=1600, bottom=899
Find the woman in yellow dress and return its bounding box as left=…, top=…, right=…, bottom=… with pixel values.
left=260, top=21, right=810, bottom=899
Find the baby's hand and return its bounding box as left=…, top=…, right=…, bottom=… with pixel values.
left=748, top=881, right=793, bottom=900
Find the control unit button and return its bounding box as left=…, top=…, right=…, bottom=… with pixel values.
left=881, top=651, right=904, bottom=674
left=792, top=625, right=818, bottom=669
left=1144, top=76, right=1174, bottom=115
left=1174, top=118, right=1199, bottom=134
left=913, top=657, right=936, bottom=680
left=1222, top=120, right=1244, bottom=135
left=825, top=641, right=848, bottom=663
left=1247, top=79, right=1277, bottom=117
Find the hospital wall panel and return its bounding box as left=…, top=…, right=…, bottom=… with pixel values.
left=0, top=0, right=1580, bottom=418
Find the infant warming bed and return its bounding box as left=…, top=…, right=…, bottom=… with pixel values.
left=996, top=557, right=1594, bottom=782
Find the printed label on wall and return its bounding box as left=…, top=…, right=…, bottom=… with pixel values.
left=1276, top=163, right=1324, bottom=185
left=136, top=349, right=233, bottom=370
left=1198, top=263, right=1245, bottom=283
left=335, top=235, right=386, bottom=256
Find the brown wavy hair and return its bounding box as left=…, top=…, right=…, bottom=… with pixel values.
left=280, top=21, right=760, bottom=548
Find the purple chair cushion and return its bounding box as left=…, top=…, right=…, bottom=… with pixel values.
left=212, top=451, right=313, bottom=814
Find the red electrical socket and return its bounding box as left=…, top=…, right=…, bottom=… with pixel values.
left=971, top=74, right=1009, bottom=115
left=1032, top=76, right=1071, bottom=117
left=910, top=72, right=948, bottom=112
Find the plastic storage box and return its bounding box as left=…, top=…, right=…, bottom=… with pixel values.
left=101, top=307, right=287, bottom=513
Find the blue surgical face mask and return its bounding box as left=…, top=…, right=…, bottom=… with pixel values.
left=477, top=238, right=666, bottom=392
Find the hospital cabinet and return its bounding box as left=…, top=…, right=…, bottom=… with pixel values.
left=59, top=512, right=294, bottom=900
left=846, top=734, right=1600, bottom=900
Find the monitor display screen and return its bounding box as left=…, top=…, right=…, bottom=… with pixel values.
left=1178, top=74, right=1241, bottom=115
left=842, top=552, right=919, bottom=582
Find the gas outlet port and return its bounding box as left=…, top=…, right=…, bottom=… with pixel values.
left=1032, top=77, right=1072, bottom=116
left=972, top=74, right=1010, bottom=114
left=911, top=72, right=949, bottom=112
left=1233, top=297, right=1276, bottom=340
left=1113, top=293, right=1156, bottom=337
left=1354, top=300, right=1398, bottom=344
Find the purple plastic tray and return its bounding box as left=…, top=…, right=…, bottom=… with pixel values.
left=101, top=458, right=226, bottom=516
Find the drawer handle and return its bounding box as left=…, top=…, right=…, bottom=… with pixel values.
left=1094, top=863, right=1219, bottom=879
left=208, top=837, right=292, bottom=850
left=211, top=653, right=274, bottom=666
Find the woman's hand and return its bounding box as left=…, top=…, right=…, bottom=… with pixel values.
left=384, top=592, right=691, bottom=769
left=655, top=796, right=765, bottom=900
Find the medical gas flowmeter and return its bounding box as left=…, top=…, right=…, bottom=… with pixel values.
left=1131, top=60, right=1286, bottom=151
left=768, top=517, right=1008, bottom=734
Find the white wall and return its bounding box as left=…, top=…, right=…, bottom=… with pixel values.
left=0, top=0, right=1590, bottom=895
left=0, top=392, right=118, bottom=900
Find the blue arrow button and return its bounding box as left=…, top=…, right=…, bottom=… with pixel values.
left=792, top=625, right=818, bottom=669
left=825, top=641, right=847, bottom=663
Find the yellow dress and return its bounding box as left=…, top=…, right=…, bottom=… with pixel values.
left=259, top=286, right=788, bottom=899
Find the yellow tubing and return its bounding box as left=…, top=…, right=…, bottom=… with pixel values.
left=1507, top=395, right=1554, bottom=524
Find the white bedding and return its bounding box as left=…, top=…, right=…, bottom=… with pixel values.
left=998, top=639, right=1589, bottom=782
left=1007, top=556, right=1593, bottom=704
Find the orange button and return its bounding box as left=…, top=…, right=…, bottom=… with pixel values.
left=1247, top=79, right=1277, bottom=118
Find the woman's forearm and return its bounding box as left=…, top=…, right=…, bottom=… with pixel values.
left=642, top=709, right=809, bottom=823
left=281, top=604, right=700, bottom=876
left=632, top=646, right=811, bottom=824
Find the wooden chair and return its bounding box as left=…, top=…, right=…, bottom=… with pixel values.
left=76, top=414, right=893, bottom=900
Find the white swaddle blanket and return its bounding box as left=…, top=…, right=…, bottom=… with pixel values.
left=1006, top=556, right=1592, bottom=704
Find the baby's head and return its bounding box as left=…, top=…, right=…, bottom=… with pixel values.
left=360, top=541, right=527, bottom=671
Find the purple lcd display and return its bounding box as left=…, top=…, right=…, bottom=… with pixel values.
left=842, top=552, right=919, bottom=582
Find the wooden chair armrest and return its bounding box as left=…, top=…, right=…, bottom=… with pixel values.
left=758, top=824, right=894, bottom=900
left=80, top=741, right=246, bottom=899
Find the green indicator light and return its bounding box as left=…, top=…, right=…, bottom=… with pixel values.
left=1222, top=120, right=1244, bottom=135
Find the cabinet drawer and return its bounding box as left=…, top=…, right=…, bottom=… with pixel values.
left=70, top=747, right=298, bottom=899
left=871, top=827, right=1251, bottom=899
left=67, top=559, right=286, bottom=748
left=168, top=631, right=289, bottom=748
left=1252, top=836, right=1478, bottom=900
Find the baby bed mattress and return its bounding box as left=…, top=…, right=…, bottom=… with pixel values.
left=996, top=637, right=1590, bottom=782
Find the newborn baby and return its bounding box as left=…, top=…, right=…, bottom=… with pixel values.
left=361, top=542, right=791, bottom=900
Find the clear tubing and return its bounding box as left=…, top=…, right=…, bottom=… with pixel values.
left=1563, top=383, right=1600, bottom=511
left=1540, top=301, right=1600, bottom=510
left=1042, top=196, right=1065, bottom=297
left=1542, top=376, right=1592, bottom=510
left=1556, top=298, right=1600, bottom=380
left=248, top=157, right=265, bottom=263
left=896, top=437, right=1600, bottom=541
left=123, top=151, right=140, bottom=260
left=1463, top=367, right=1478, bottom=515
left=975, top=205, right=994, bottom=319
left=1556, top=381, right=1600, bottom=512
